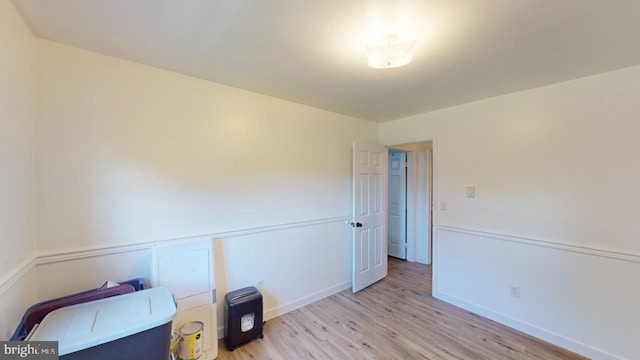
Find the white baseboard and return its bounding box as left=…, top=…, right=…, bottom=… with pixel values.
left=264, top=281, right=351, bottom=321
left=215, top=280, right=351, bottom=339
left=433, top=290, right=626, bottom=360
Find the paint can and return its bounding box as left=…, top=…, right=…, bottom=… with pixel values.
left=178, top=321, right=204, bottom=360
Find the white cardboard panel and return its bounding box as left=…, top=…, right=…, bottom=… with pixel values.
left=151, top=238, right=217, bottom=359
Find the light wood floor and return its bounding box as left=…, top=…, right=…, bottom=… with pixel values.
left=216, top=258, right=586, bottom=359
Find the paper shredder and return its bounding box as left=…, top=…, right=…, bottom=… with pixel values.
left=224, top=286, right=263, bottom=351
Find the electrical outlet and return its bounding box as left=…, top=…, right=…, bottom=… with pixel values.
left=257, top=280, right=264, bottom=289
left=466, top=186, right=476, bottom=198
left=439, top=200, right=447, bottom=210
left=510, top=286, right=520, bottom=298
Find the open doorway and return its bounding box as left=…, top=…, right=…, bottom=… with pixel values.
left=388, top=141, right=433, bottom=265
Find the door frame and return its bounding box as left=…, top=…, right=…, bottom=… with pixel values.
left=388, top=141, right=434, bottom=266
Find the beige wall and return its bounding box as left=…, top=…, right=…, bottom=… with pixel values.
left=1, top=3, right=378, bottom=338
left=35, top=39, right=377, bottom=253
left=381, top=65, right=640, bottom=251
left=4, top=2, right=640, bottom=355
left=380, top=65, right=640, bottom=359
left=0, top=0, right=36, bottom=274
left=0, top=0, right=37, bottom=339
left=29, top=38, right=378, bottom=334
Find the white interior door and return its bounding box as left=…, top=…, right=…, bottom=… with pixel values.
left=388, top=151, right=407, bottom=259
left=352, top=142, right=388, bottom=293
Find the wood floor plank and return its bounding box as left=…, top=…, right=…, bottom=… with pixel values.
left=216, top=258, right=587, bottom=360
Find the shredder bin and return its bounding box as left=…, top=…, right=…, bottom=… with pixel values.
left=29, top=287, right=176, bottom=360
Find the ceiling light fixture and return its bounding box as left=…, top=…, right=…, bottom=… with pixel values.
left=366, top=33, right=416, bottom=69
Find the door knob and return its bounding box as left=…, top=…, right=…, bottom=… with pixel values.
left=350, top=222, right=363, bottom=228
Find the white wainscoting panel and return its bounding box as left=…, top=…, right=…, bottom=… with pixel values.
left=0, top=216, right=353, bottom=345
left=0, top=265, right=36, bottom=340
left=434, top=226, right=640, bottom=360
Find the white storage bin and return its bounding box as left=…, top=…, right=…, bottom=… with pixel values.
left=30, top=287, right=176, bottom=360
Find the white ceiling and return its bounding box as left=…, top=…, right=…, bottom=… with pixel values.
left=12, top=0, right=640, bottom=122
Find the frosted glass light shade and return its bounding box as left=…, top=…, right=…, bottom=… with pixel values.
left=366, top=33, right=416, bottom=69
